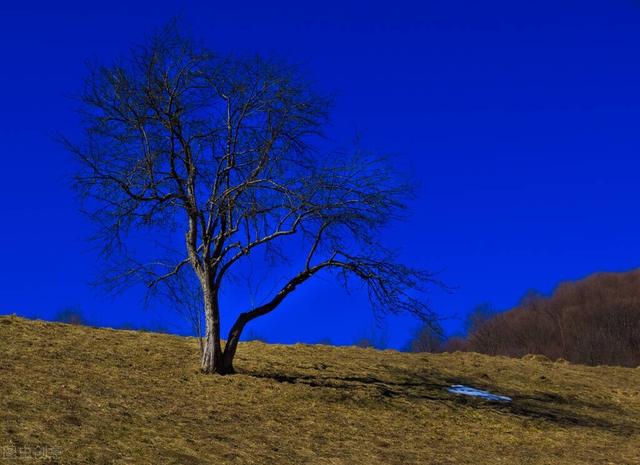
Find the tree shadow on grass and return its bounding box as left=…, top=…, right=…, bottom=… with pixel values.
left=246, top=369, right=639, bottom=435
left=247, top=370, right=449, bottom=401
left=445, top=374, right=638, bottom=434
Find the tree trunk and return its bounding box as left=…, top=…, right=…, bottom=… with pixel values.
left=200, top=286, right=223, bottom=374
left=219, top=314, right=249, bottom=375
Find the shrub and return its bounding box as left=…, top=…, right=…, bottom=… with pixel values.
left=54, top=307, right=87, bottom=326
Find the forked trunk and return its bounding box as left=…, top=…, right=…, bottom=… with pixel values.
left=199, top=277, right=253, bottom=375
left=201, top=322, right=244, bottom=375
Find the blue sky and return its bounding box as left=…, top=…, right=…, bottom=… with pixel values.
left=1, top=1, right=640, bottom=348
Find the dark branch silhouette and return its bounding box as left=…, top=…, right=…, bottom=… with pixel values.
left=64, top=23, right=439, bottom=374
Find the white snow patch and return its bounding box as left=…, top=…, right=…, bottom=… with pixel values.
left=447, top=384, right=512, bottom=402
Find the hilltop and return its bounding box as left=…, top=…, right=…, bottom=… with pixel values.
left=1, top=315, right=639, bottom=464
left=456, top=269, right=640, bottom=366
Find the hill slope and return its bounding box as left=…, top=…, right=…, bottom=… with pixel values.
left=1, top=315, right=639, bottom=465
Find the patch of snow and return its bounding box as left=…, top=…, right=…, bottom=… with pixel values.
left=447, top=384, right=512, bottom=402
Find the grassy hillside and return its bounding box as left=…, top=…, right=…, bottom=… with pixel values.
left=1, top=315, right=639, bottom=465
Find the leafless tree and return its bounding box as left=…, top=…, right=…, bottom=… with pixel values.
left=64, top=23, right=438, bottom=374
left=408, top=322, right=444, bottom=353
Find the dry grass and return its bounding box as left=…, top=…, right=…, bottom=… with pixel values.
left=1, top=315, right=639, bottom=465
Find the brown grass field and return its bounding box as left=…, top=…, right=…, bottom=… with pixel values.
left=1, top=314, right=639, bottom=464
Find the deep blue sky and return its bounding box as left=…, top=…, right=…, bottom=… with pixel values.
left=2, top=1, right=640, bottom=348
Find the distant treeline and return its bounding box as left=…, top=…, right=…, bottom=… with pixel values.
left=411, top=270, right=640, bottom=367
left=53, top=307, right=172, bottom=334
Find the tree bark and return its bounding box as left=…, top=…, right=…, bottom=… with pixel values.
left=200, top=284, right=223, bottom=374
left=219, top=314, right=249, bottom=375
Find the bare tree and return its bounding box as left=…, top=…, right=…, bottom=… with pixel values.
left=408, top=322, right=444, bottom=353
left=64, top=23, right=438, bottom=374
